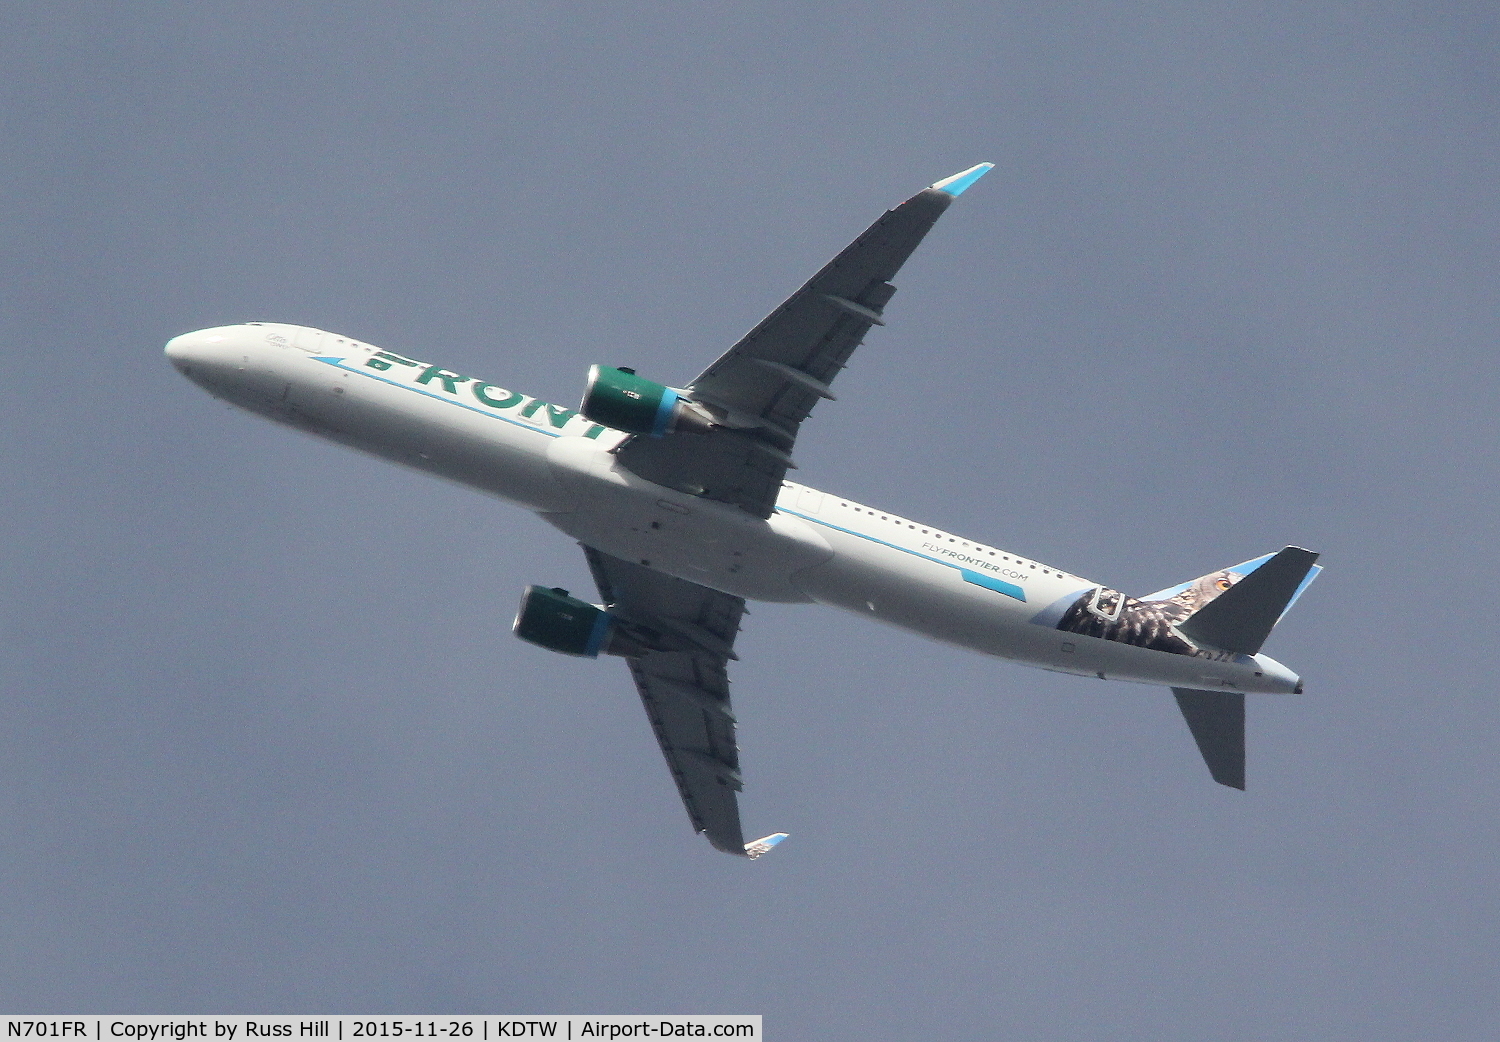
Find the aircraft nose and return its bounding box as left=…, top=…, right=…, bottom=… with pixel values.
left=163, top=332, right=194, bottom=371
left=166, top=323, right=298, bottom=409
left=164, top=326, right=238, bottom=377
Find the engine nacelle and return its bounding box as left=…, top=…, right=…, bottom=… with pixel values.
left=513, top=585, right=616, bottom=657
left=580, top=365, right=715, bottom=437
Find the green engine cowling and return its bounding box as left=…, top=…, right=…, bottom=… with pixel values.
left=513, top=585, right=615, bottom=657
left=580, top=365, right=715, bottom=437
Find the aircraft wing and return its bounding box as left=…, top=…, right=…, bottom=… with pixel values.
left=614, top=163, right=993, bottom=518
left=583, top=545, right=757, bottom=855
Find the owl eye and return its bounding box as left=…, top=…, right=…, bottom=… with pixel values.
left=1216, top=578, right=1232, bottom=590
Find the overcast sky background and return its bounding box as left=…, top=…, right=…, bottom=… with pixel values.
left=2, top=2, right=1497, bottom=1037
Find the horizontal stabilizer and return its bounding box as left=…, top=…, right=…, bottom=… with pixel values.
left=1176, top=546, right=1319, bottom=655
left=1172, top=688, right=1245, bottom=789
left=744, top=833, right=788, bottom=859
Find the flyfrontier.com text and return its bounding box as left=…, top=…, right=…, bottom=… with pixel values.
left=5, top=1021, right=760, bottom=1042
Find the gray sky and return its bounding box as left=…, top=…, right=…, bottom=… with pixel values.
left=2, top=2, right=1497, bottom=1036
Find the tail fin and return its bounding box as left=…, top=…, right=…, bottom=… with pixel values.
left=1164, top=547, right=1319, bottom=790
left=1176, top=547, right=1320, bottom=656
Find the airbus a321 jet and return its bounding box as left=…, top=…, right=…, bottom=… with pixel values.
left=166, top=163, right=1320, bottom=858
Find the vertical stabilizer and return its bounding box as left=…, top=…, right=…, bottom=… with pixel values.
left=1175, top=547, right=1320, bottom=656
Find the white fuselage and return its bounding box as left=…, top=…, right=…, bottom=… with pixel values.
left=164, top=323, right=1300, bottom=696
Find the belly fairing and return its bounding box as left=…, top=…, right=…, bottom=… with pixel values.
left=540, top=436, right=831, bottom=603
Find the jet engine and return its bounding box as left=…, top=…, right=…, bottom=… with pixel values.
left=512, top=585, right=617, bottom=657
left=580, top=365, right=716, bottom=438
left=512, top=585, right=652, bottom=658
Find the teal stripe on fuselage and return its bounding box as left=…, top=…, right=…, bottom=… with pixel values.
left=778, top=507, right=1027, bottom=602
left=312, top=356, right=567, bottom=438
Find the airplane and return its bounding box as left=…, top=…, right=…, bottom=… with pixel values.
left=164, top=163, right=1320, bottom=858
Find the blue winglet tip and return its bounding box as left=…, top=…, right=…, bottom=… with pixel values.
left=931, top=162, right=994, bottom=198
left=745, top=833, right=789, bottom=859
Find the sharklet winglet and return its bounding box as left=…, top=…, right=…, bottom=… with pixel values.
left=930, top=162, right=994, bottom=198
left=744, top=833, right=789, bottom=859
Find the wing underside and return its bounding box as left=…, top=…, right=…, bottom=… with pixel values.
left=584, top=546, right=752, bottom=854
left=576, top=166, right=993, bottom=852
